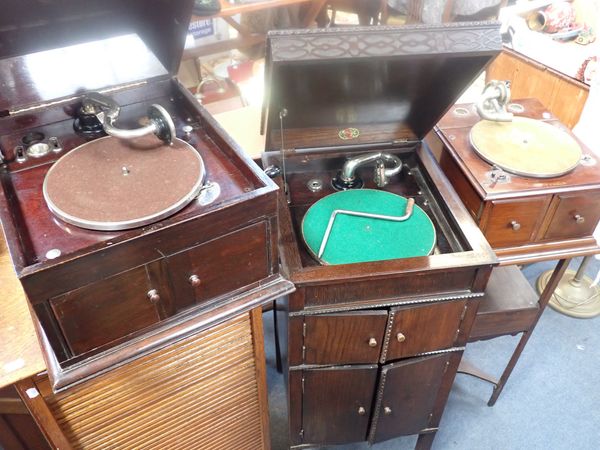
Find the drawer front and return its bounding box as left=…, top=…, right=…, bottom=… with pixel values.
left=304, top=311, right=388, bottom=365
left=50, top=266, right=163, bottom=356
left=483, top=196, right=549, bottom=247
left=302, top=366, right=378, bottom=446
left=383, top=300, right=467, bottom=362
left=543, top=192, right=600, bottom=241
left=167, top=221, right=270, bottom=312
left=369, top=353, right=452, bottom=443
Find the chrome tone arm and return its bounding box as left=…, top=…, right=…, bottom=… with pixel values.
left=81, top=93, right=175, bottom=144
left=318, top=198, right=415, bottom=258
left=476, top=80, right=513, bottom=122
left=340, top=152, right=403, bottom=188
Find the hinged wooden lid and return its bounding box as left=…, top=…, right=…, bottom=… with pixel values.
left=263, top=22, right=501, bottom=151
left=0, top=0, right=194, bottom=114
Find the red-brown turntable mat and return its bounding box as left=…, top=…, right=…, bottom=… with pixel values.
left=43, top=135, right=205, bottom=231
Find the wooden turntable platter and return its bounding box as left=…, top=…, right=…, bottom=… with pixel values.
left=470, top=117, right=582, bottom=178
left=43, top=135, right=205, bottom=231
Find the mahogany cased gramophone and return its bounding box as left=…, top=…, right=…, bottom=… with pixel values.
left=431, top=93, right=600, bottom=264
left=261, top=24, right=500, bottom=449
left=0, top=0, right=293, bottom=391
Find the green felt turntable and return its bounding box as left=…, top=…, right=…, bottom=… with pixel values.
left=301, top=189, right=436, bottom=265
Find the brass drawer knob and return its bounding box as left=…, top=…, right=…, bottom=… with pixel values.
left=510, top=220, right=521, bottom=231
left=574, top=214, right=585, bottom=224
left=368, top=337, right=378, bottom=347
left=358, top=406, right=366, bottom=416
left=384, top=406, right=392, bottom=415
left=147, top=289, right=160, bottom=304
left=396, top=332, right=406, bottom=343
left=188, top=274, right=202, bottom=287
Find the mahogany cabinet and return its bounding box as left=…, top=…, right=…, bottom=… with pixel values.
left=431, top=98, right=600, bottom=264
left=285, top=299, right=474, bottom=447
left=261, top=23, right=501, bottom=449
left=0, top=0, right=295, bottom=391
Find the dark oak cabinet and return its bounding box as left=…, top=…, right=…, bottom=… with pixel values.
left=261, top=23, right=501, bottom=450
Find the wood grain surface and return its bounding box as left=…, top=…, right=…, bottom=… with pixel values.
left=34, top=312, right=269, bottom=450
left=0, top=230, right=44, bottom=389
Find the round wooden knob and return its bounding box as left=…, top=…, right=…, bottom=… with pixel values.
left=574, top=214, right=585, bottom=224
left=188, top=274, right=202, bottom=287
left=396, top=332, right=406, bottom=343
left=510, top=220, right=521, bottom=231
left=147, top=289, right=160, bottom=303
left=358, top=406, right=366, bottom=416
left=384, top=406, right=392, bottom=415
left=368, top=337, right=378, bottom=348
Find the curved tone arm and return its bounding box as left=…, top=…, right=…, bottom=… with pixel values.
left=340, top=152, right=403, bottom=187
left=476, top=80, right=514, bottom=122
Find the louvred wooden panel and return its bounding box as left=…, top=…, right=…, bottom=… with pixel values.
left=35, top=313, right=268, bottom=450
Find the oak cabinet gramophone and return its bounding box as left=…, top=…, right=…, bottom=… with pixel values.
left=261, top=23, right=501, bottom=449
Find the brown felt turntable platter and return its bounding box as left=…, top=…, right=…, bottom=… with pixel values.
left=43, top=135, right=205, bottom=231
left=470, top=117, right=582, bottom=178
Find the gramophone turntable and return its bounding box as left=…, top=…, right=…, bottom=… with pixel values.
left=433, top=81, right=600, bottom=263
left=0, top=0, right=293, bottom=390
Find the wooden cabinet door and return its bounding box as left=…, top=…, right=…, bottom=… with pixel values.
left=302, top=365, right=378, bottom=446
left=166, top=221, right=270, bottom=312
left=383, top=300, right=467, bottom=362
left=369, top=353, right=452, bottom=443
left=304, top=311, right=388, bottom=364
left=50, top=265, right=164, bottom=356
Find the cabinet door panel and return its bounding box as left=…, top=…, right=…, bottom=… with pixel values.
left=304, top=311, right=388, bottom=364
left=383, top=300, right=466, bottom=362
left=50, top=265, right=162, bottom=356
left=370, top=353, right=452, bottom=443
left=302, top=365, right=378, bottom=446
left=167, top=221, right=269, bottom=312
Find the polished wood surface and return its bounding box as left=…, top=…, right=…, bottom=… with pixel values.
left=301, top=365, right=378, bottom=445
left=435, top=97, right=600, bottom=264
left=21, top=311, right=270, bottom=450
left=0, top=386, right=51, bottom=450
left=469, top=265, right=538, bottom=341
left=486, top=48, right=589, bottom=129
left=303, top=311, right=388, bottom=365
left=383, top=300, right=466, bottom=362
left=369, top=353, right=451, bottom=443
left=0, top=0, right=194, bottom=112
left=0, top=229, right=44, bottom=389
left=0, top=75, right=293, bottom=388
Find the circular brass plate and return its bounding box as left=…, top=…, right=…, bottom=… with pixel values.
left=537, top=269, right=600, bottom=318
left=470, top=117, right=582, bottom=178
left=44, top=135, right=205, bottom=231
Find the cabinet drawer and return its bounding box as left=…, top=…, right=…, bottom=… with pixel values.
left=543, top=192, right=600, bottom=241
left=304, top=311, right=388, bottom=365
left=50, top=266, right=163, bottom=356
left=167, top=221, right=270, bottom=312
left=482, top=197, right=549, bottom=247
left=382, top=300, right=467, bottom=362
